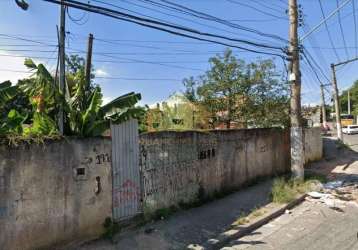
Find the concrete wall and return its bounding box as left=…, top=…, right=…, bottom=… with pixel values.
left=304, top=127, right=323, bottom=163
left=0, top=138, right=112, bottom=250
left=139, top=128, right=291, bottom=212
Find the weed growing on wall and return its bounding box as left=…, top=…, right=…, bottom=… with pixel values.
left=102, top=217, right=120, bottom=240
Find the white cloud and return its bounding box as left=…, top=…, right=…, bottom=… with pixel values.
left=95, top=69, right=109, bottom=77
left=0, top=52, right=31, bottom=83
left=102, top=96, right=113, bottom=105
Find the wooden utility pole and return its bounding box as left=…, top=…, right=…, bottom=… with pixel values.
left=288, top=0, right=304, bottom=179
left=320, top=84, right=327, bottom=128
left=58, top=0, right=66, bottom=135
left=85, top=33, right=94, bottom=90
left=331, top=63, right=342, bottom=140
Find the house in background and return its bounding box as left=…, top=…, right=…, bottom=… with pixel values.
left=146, top=92, right=209, bottom=131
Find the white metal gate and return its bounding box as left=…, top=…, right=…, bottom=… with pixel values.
left=111, top=119, right=141, bottom=221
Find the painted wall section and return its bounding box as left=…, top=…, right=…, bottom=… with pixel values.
left=0, top=138, right=112, bottom=250
left=304, top=127, right=323, bottom=163
left=140, top=128, right=291, bottom=212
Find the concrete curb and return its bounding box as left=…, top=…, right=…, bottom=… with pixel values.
left=187, top=194, right=307, bottom=250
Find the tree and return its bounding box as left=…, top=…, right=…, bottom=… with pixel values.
left=340, top=80, right=358, bottom=115
left=183, top=49, right=289, bottom=129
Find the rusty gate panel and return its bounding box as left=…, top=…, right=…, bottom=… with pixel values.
left=111, top=119, right=141, bottom=221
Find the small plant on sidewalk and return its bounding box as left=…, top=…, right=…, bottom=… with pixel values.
left=102, top=217, right=120, bottom=240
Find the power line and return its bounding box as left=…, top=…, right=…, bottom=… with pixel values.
left=69, top=0, right=285, bottom=50
left=226, top=0, right=287, bottom=20
left=317, top=0, right=341, bottom=61
left=100, top=0, right=282, bottom=45
left=302, top=24, right=330, bottom=79
left=0, top=68, right=183, bottom=81
left=42, top=0, right=286, bottom=59
left=249, top=0, right=286, bottom=15
left=336, top=0, right=349, bottom=59
left=138, top=0, right=288, bottom=43
left=0, top=53, right=205, bottom=71
left=353, top=0, right=358, bottom=56
left=301, top=47, right=331, bottom=83
left=301, top=0, right=352, bottom=42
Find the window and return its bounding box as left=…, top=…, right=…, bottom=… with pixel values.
left=77, top=168, right=85, bottom=176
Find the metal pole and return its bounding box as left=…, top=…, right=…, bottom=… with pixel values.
left=58, top=0, right=66, bottom=135
left=289, top=0, right=304, bottom=180
left=320, top=84, right=327, bottom=128
left=331, top=63, right=343, bottom=140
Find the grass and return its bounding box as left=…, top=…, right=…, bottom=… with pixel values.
left=271, top=173, right=326, bottom=204
left=232, top=207, right=267, bottom=227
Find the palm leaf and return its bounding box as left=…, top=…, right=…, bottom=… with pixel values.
left=0, top=80, right=11, bottom=90
left=80, top=88, right=102, bottom=135
left=100, top=92, right=141, bottom=115
left=24, top=58, right=37, bottom=70
left=0, top=82, right=18, bottom=108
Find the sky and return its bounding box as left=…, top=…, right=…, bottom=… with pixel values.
left=1, top=0, right=358, bottom=107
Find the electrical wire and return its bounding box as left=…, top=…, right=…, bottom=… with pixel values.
left=138, top=0, right=288, bottom=43
left=0, top=68, right=187, bottom=82
left=318, top=0, right=341, bottom=61
left=336, top=0, right=349, bottom=59
left=42, top=0, right=286, bottom=59
left=249, top=0, right=286, bottom=15
left=226, top=0, right=287, bottom=20
left=66, top=5, right=89, bottom=25
left=353, top=0, right=358, bottom=56
left=101, top=0, right=283, bottom=46
left=44, top=0, right=285, bottom=51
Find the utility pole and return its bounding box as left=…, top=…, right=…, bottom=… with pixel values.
left=348, top=90, right=351, bottom=114
left=331, top=63, right=342, bottom=140
left=320, top=84, right=327, bottom=128
left=85, top=33, right=94, bottom=91
left=58, top=0, right=66, bottom=135
left=288, top=0, right=304, bottom=180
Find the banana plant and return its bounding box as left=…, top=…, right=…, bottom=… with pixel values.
left=101, top=92, right=143, bottom=123
left=19, top=58, right=62, bottom=114
left=0, top=81, right=18, bottom=109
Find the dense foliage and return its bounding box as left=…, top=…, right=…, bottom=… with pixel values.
left=183, top=49, right=289, bottom=129
left=0, top=55, right=142, bottom=138
left=340, top=80, right=358, bottom=115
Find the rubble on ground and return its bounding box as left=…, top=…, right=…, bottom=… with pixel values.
left=306, top=177, right=358, bottom=211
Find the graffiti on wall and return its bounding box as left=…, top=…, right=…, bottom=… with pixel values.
left=113, top=179, right=140, bottom=208
left=140, top=139, right=216, bottom=200
left=96, top=153, right=111, bottom=164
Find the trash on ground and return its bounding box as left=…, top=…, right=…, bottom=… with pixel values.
left=323, top=180, right=344, bottom=190
left=306, top=177, right=358, bottom=210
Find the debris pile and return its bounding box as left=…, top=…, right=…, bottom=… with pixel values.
left=306, top=177, right=358, bottom=211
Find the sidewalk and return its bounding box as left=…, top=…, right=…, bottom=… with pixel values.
left=221, top=136, right=358, bottom=250
left=71, top=180, right=274, bottom=250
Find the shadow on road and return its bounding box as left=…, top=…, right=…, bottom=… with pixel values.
left=306, top=136, right=358, bottom=182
